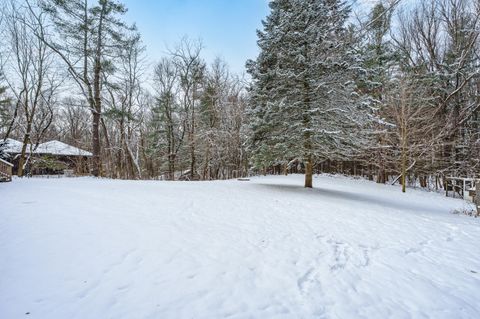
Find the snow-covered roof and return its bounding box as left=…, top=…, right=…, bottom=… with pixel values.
left=3, top=139, right=92, bottom=157
left=2, top=138, right=24, bottom=154
left=36, top=140, right=92, bottom=157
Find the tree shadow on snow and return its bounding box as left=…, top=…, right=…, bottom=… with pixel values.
left=255, top=183, right=451, bottom=215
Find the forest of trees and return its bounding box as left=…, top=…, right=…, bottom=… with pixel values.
left=0, top=0, right=479, bottom=191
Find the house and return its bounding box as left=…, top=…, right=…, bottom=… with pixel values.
left=3, top=139, right=92, bottom=176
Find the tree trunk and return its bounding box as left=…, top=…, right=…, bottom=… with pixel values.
left=400, top=110, right=407, bottom=192
left=475, top=180, right=480, bottom=217
left=91, top=111, right=101, bottom=177
left=17, top=132, right=31, bottom=177
left=100, top=117, right=113, bottom=178
left=305, top=155, right=313, bottom=188
left=91, top=4, right=106, bottom=177
left=420, top=176, right=427, bottom=188
left=189, top=132, right=195, bottom=180
left=401, top=147, right=407, bottom=193
left=203, top=143, right=210, bottom=180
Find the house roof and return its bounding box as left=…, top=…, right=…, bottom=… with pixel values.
left=3, top=139, right=92, bottom=157
left=3, top=138, right=24, bottom=154
left=36, top=140, right=93, bottom=157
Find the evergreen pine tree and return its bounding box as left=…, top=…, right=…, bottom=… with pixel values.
left=248, top=0, right=371, bottom=187
left=356, top=2, right=397, bottom=183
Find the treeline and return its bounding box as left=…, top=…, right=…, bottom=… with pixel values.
left=0, top=0, right=249, bottom=180
left=248, top=0, right=479, bottom=190
left=0, top=0, right=479, bottom=190
left=358, top=0, right=480, bottom=191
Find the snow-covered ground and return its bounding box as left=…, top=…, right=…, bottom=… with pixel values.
left=1, top=175, right=479, bottom=319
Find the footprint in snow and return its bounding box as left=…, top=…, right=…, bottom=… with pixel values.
left=326, top=239, right=349, bottom=271
left=297, top=268, right=316, bottom=292
left=404, top=240, right=431, bottom=255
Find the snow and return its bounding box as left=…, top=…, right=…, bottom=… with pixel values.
left=35, top=140, right=92, bottom=157
left=3, top=139, right=92, bottom=157
left=1, top=174, right=479, bottom=319
left=3, top=138, right=24, bottom=154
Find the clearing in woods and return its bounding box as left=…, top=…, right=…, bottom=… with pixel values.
left=0, top=174, right=479, bottom=319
